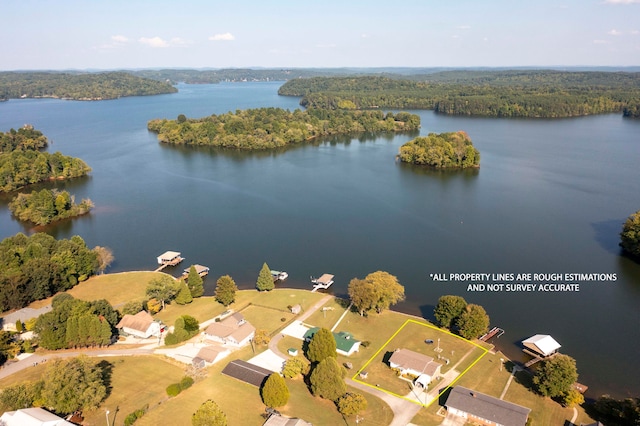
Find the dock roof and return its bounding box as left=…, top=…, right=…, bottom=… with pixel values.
left=316, top=274, right=334, bottom=283
left=158, top=251, right=181, bottom=260
left=522, top=334, right=561, bottom=357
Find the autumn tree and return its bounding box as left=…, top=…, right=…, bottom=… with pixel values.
left=282, top=357, right=308, bottom=379
left=309, top=357, right=346, bottom=401
left=93, top=246, right=114, bottom=274
left=433, top=295, right=467, bottom=329
left=192, top=400, right=227, bottom=426
left=533, top=354, right=578, bottom=398
left=348, top=271, right=405, bottom=315
left=214, top=275, right=237, bottom=306
left=306, top=328, right=336, bottom=363
left=256, top=262, right=274, bottom=291
left=620, top=209, right=640, bottom=260
left=187, top=265, right=204, bottom=298
left=336, top=392, right=368, bottom=416
left=261, top=373, right=289, bottom=408
left=455, top=304, right=490, bottom=339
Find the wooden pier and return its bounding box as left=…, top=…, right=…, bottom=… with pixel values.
left=479, top=326, right=504, bottom=342
left=523, top=348, right=558, bottom=367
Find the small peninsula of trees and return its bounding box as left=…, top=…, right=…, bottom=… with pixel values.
left=620, top=210, right=640, bottom=260
left=9, top=188, right=93, bottom=225
left=433, top=295, right=490, bottom=339
left=0, top=71, right=177, bottom=101
left=399, top=131, right=480, bottom=169
left=0, top=233, right=99, bottom=312
left=0, top=127, right=91, bottom=192
left=147, top=107, right=420, bottom=150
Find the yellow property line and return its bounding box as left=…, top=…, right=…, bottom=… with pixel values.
left=352, top=319, right=489, bottom=407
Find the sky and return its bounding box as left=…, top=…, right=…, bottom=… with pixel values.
left=1, top=0, right=639, bottom=70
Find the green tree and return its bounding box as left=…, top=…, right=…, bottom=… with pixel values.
left=347, top=271, right=405, bottom=315
left=146, top=275, right=180, bottom=310
left=0, top=382, right=40, bottom=412
left=192, top=399, right=227, bottom=426
left=309, top=357, right=346, bottom=401
left=434, top=295, right=468, bottom=329
left=214, top=275, right=237, bottom=306
left=336, top=392, right=368, bottom=416
left=256, top=262, right=274, bottom=291
left=561, top=389, right=585, bottom=407
left=306, top=327, right=336, bottom=363
left=533, top=354, right=578, bottom=398
left=41, top=355, right=107, bottom=414
left=620, top=210, right=640, bottom=260
left=261, top=373, right=289, bottom=408
left=121, top=300, right=145, bottom=316
left=175, top=283, right=193, bottom=305
left=593, top=395, right=640, bottom=426
left=455, top=304, right=490, bottom=339
left=186, top=265, right=204, bottom=298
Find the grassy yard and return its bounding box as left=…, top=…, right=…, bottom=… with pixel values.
left=138, top=345, right=393, bottom=426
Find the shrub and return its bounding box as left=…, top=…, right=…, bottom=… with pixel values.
left=180, top=376, right=194, bottom=390
left=124, top=405, right=148, bottom=426
left=166, top=383, right=182, bottom=397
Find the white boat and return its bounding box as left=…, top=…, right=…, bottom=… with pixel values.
left=271, top=270, right=288, bottom=280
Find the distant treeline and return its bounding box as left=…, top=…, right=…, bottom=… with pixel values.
left=9, top=188, right=93, bottom=225
left=148, top=107, right=420, bottom=149
left=0, top=127, right=91, bottom=192
left=0, top=233, right=98, bottom=312
left=0, top=71, right=176, bottom=101
left=278, top=71, right=640, bottom=118
left=132, top=68, right=338, bottom=85
left=399, top=131, right=480, bottom=169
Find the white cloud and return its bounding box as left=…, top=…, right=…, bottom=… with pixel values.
left=111, top=35, right=129, bottom=43
left=361, top=34, right=369, bottom=38
left=169, top=37, right=191, bottom=46
left=631, top=30, right=640, bottom=35
left=604, top=0, right=640, bottom=3
left=456, top=25, right=471, bottom=30
left=593, top=39, right=609, bottom=44
left=139, top=36, right=169, bottom=48
left=608, top=29, right=622, bottom=36
left=209, top=33, right=235, bottom=41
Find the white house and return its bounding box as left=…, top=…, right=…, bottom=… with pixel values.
left=0, top=407, right=75, bottom=426
left=116, top=311, right=161, bottom=338
left=192, top=345, right=230, bottom=368
left=203, top=313, right=255, bottom=346
left=388, top=348, right=442, bottom=386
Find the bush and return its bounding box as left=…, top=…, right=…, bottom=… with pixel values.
left=166, top=383, right=182, bottom=397
left=124, top=405, right=148, bottom=426
left=180, top=376, right=194, bottom=390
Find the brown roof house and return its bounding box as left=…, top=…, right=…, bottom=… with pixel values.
left=192, top=345, right=230, bottom=368
left=116, top=311, right=161, bottom=339
left=203, top=312, right=255, bottom=347
left=388, top=348, right=442, bottom=388
left=445, top=386, right=531, bottom=426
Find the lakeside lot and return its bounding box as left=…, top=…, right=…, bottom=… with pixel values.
left=0, top=272, right=595, bottom=425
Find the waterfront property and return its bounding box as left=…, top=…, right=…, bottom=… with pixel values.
left=444, top=385, right=531, bottom=426
left=388, top=348, right=442, bottom=387
left=203, top=312, right=255, bottom=346
left=116, top=310, right=162, bottom=338
left=311, top=274, right=334, bottom=292
left=522, top=334, right=561, bottom=357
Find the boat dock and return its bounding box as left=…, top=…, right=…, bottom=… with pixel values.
left=182, top=264, right=210, bottom=279
left=311, top=274, right=334, bottom=292
left=479, top=326, right=504, bottom=342
left=154, top=251, right=184, bottom=272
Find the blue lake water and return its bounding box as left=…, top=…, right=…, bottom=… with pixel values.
left=1, top=82, right=639, bottom=398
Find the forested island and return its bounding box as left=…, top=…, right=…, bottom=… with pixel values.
left=278, top=71, right=640, bottom=118
left=398, top=131, right=480, bottom=169
left=147, top=108, right=420, bottom=149
left=0, top=233, right=99, bottom=312
left=0, top=127, right=91, bottom=192
left=0, top=71, right=176, bottom=101
left=9, top=188, right=93, bottom=225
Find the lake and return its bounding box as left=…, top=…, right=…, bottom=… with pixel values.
left=1, top=82, right=639, bottom=399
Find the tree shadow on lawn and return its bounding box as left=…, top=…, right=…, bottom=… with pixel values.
left=96, top=359, right=114, bottom=398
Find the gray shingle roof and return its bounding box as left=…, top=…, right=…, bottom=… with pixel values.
left=445, top=386, right=531, bottom=426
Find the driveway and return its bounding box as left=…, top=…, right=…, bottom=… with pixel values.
left=247, top=349, right=286, bottom=373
